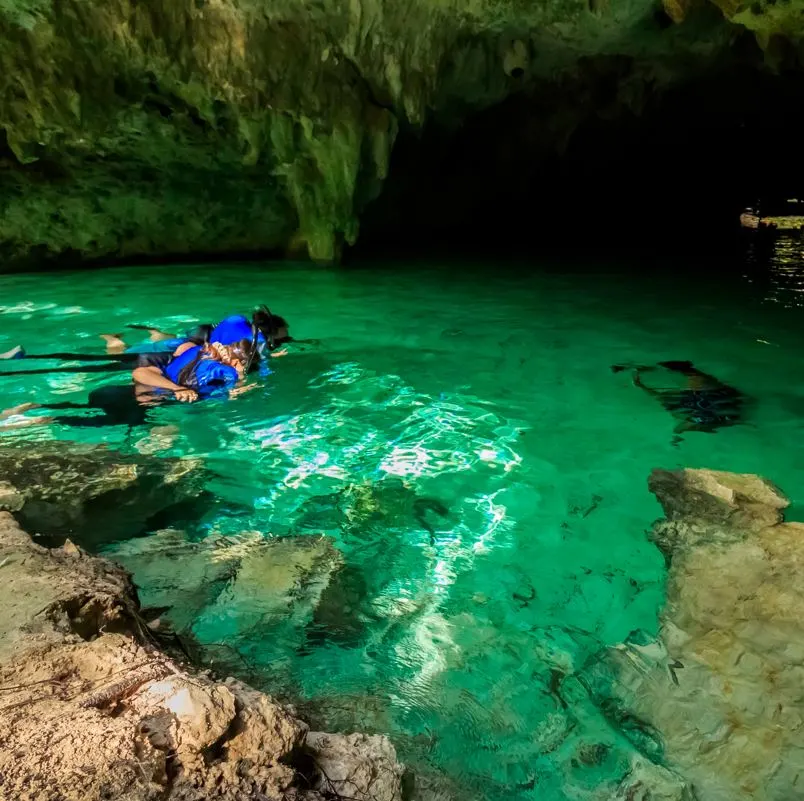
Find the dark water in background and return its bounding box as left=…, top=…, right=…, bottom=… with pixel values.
left=1, top=233, right=803, bottom=798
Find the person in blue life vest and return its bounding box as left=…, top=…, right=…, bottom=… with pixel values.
left=0, top=308, right=290, bottom=429
left=0, top=306, right=292, bottom=378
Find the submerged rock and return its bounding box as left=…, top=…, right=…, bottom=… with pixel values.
left=647, top=468, right=788, bottom=556
left=612, top=756, right=694, bottom=801
left=0, top=511, right=406, bottom=801
left=193, top=534, right=343, bottom=642
left=592, top=467, right=804, bottom=801
left=102, top=528, right=243, bottom=632
left=305, top=731, right=405, bottom=801
left=107, top=528, right=348, bottom=669
left=0, top=441, right=205, bottom=546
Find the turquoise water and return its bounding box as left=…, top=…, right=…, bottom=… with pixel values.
left=2, top=239, right=804, bottom=798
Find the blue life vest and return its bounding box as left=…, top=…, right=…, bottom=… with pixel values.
left=125, top=316, right=266, bottom=355
left=164, top=346, right=239, bottom=394
left=211, top=315, right=266, bottom=349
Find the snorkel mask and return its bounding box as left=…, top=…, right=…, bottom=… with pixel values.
left=252, top=303, right=294, bottom=353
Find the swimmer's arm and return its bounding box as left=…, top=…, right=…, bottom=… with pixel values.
left=131, top=366, right=198, bottom=402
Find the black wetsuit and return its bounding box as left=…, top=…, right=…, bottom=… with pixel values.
left=1, top=325, right=213, bottom=377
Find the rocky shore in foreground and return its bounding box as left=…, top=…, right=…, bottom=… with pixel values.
left=0, top=510, right=404, bottom=801
left=1, top=439, right=802, bottom=801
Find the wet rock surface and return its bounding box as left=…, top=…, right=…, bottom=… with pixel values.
left=0, top=442, right=206, bottom=546
left=587, top=467, right=804, bottom=801
left=0, top=511, right=406, bottom=801
left=305, top=732, right=405, bottom=801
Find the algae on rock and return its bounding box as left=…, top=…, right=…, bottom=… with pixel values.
left=0, top=441, right=205, bottom=546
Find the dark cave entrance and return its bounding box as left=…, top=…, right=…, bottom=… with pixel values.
left=352, top=53, right=804, bottom=264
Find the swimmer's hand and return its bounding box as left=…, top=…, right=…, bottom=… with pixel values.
left=174, top=388, right=199, bottom=403
left=229, top=384, right=258, bottom=398
left=270, top=348, right=289, bottom=358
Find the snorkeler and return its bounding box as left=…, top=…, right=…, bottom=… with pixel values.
left=0, top=309, right=289, bottom=429
left=0, top=331, right=261, bottom=430
left=0, top=307, right=292, bottom=377
left=612, top=360, right=746, bottom=444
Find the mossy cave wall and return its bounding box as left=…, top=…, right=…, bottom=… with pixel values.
left=0, top=0, right=800, bottom=266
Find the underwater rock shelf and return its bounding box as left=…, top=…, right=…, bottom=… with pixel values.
left=1, top=443, right=802, bottom=800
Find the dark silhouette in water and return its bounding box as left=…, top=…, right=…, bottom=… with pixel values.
left=612, top=360, right=746, bottom=444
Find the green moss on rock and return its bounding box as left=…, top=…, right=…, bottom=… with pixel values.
left=0, top=0, right=791, bottom=266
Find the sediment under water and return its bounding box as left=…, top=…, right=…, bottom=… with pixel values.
left=1, top=236, right=803, bottom=799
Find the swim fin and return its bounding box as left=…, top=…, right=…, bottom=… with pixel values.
left=126, top=324, right=176, bottom=342
left=610, top=362, right=655, bottom=374
left=0, top=346, right=25, bottom=360
left=658, top=360, right=695, bottom=372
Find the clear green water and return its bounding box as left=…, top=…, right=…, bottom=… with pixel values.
left=2, top=240, right=804, bottom=798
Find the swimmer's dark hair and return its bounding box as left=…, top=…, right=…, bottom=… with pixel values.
left=253, top=306, right=291, bottom=351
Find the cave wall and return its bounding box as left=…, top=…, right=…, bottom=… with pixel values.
left=0, top=0, right=798, bottom=267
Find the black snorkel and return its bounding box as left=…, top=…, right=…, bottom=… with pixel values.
left=244, top=319, right=261, bottom=376
left=244, top=304, right=276, bottom=374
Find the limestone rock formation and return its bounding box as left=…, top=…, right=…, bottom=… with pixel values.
left=0, top=441, right=205, bottom=546
left=0, top=510, right=406, bottom=801
left=105, top=528, right=346, bottom=661
left=0, top=0, right=786, bottom=267
left=586, top=468, right=804, bottom=801
left=305, top=732, right=405, bottom=801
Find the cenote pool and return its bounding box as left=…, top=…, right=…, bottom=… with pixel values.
left=2, top=237, right=804, bottom=799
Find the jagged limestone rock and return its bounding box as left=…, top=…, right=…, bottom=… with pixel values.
left=305, top=731, right=405, bottom=801
left=0, top=511, right=407, bottom=801
left=588, top=468, right=804, bottom=801
left=0, top=480, right=23, bottom=512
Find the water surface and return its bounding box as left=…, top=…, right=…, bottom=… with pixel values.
left=1, top=239, right=803, bottom=798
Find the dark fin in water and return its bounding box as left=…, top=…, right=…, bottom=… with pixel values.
left=126, top=324, right=176, bottom=342
left=658, top=360, right=695, bottom=372
left=611, top=363, right=656, bottom=374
